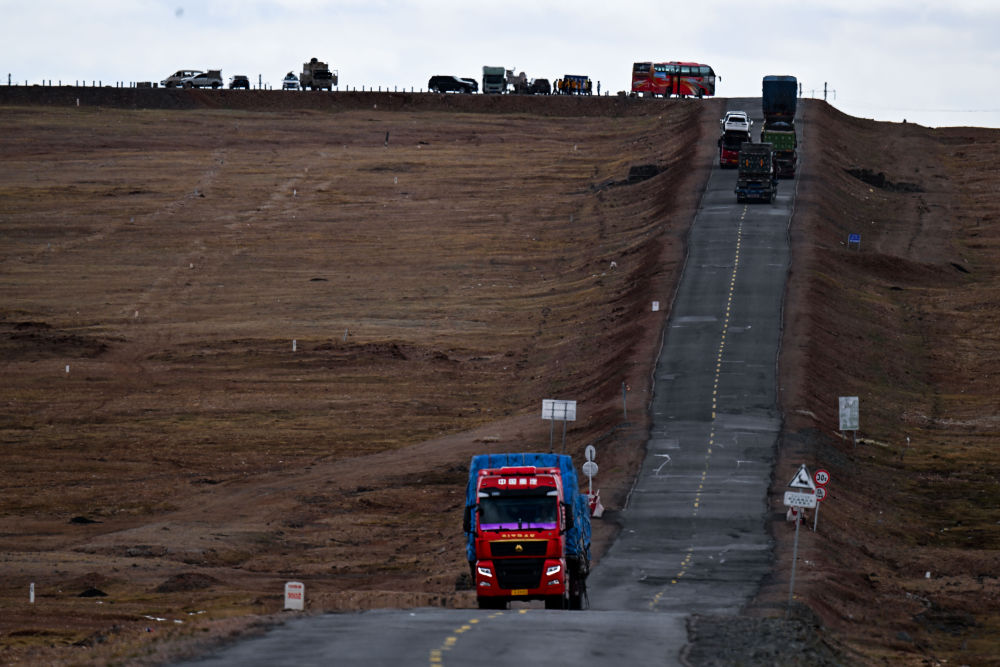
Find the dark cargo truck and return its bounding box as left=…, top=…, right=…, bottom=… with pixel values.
left=762, top=75, right=797, bottom=124
left=735, top=142, right=777, bottom=203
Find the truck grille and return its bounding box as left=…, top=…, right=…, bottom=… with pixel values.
left=495, top=559, right=544, bottom=590
left=490, top=540, right=548, bottom=557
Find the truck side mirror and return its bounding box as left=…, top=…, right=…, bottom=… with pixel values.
left=562, top=502, right=574, bottom=533
left=463, top=505, right=473, bottom=533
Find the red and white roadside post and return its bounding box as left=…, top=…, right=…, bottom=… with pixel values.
left=583, top=445, right=603, bottom=518
left=813, top=469, right=830, bottom=531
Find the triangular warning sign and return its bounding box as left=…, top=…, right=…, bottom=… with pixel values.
left=788, top=464, right=816, bottom=490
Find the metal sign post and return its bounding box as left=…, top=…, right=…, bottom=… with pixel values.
left=788, top=508, right=801, bottom=616
left=784, top=464, right=816, bottom=617
left=542, top=399, right=577, bottom=453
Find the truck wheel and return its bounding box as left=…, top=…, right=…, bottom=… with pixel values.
left=477, top=597, right=505, bottom=610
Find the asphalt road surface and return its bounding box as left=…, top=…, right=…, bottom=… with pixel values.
left=180, top=97, right=798, bottom=666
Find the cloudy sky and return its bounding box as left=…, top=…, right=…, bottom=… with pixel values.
left=3, top=0, right=998, bottom=128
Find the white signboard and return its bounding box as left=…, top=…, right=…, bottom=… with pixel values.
left=839, top=396, right=859, bottom=431
left=284, top=581, right=305, bottom=611
left=542, top=399, right=577, bottom=421
left=784, top=491, right=817, bottom=508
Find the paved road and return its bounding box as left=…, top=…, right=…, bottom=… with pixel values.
left=180, top=98, right=798, bottom=666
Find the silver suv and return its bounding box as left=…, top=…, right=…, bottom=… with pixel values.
left=161, top=69, right=202, bottom=88
left=180, top=70, right=223, bottom=89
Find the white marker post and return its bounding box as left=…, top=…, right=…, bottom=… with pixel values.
left=284, top=581, right=304, bottom=611
left=29, top=582, right=35, bottom=604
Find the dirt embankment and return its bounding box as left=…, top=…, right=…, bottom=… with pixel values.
left=758, top=102, right=1000, bottom=664
left=0, top=94, right=721, bottom=664
left=0, top=85, right=673, bottom=117
left=4, top=89, right=998, bottom=665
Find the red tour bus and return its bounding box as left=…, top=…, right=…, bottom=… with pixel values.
left=632, top=61, right=717, bottom=98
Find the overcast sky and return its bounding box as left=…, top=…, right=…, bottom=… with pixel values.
left=3, top=0, right=998, bottom=128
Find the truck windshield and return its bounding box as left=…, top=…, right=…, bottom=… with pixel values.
left=479, top=496, right=557, bottom=530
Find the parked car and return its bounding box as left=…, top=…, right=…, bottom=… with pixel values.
left=181, top=70, right=223, bottom=89
left=529, top=78, right=551, bottom=95
left=282, top=72, right=299, bottom=90
left=428, top=75, right=477, bottom=94
left=161, top=69, right=202, bottom=88
left=229, top=75, right=250, bottom=89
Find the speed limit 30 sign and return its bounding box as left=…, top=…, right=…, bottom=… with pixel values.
left=814, top=469, right=830, bottom=486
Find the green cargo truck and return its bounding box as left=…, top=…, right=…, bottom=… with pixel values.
left=760, top=121, right=797, bottom=178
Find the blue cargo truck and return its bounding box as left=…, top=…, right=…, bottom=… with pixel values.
left=762, top=75, right=799, bottom=177
left=762, top=75, right=798, bottom=124
left=464, top=453, right=591, bottom=609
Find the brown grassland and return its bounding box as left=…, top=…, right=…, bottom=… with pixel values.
left=0, top=89, right=998, bottom=665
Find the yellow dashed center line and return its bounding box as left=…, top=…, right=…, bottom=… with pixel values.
left=429, top=612, right=510, bottom=665
left=650, top=208, right=745, bottom=611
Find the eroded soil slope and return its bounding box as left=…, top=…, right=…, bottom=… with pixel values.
left=0, top=96, right=719, bottom=664
left=762, top=102, right=1000, bottom=664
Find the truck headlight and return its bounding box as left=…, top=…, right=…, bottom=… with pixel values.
left=546, top=564, right=561, bottom=576
left=477, top=566, right=493, bottom=578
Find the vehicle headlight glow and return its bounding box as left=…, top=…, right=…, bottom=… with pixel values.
left=546, top=564, right=561, bottom=576
left=477, top=566, right=493, bottom=578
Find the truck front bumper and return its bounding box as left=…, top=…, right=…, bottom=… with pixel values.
left=474, top=558, right=566, bottom=599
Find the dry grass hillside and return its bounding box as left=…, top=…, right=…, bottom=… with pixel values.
left=1, top=88, right=998, bottom=665
left=766, top=102, right=1000, bottom=664
left=0, top=93, right=718, bottom=664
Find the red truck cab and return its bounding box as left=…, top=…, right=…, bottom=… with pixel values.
left=469, top=466, right=572, bottom=609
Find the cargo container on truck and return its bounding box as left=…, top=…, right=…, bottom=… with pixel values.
left=761, top=121, right=797, bottom=178
left=464, top=453, right=591, bottom=610
left=762, top=75, right=797, bottom=124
